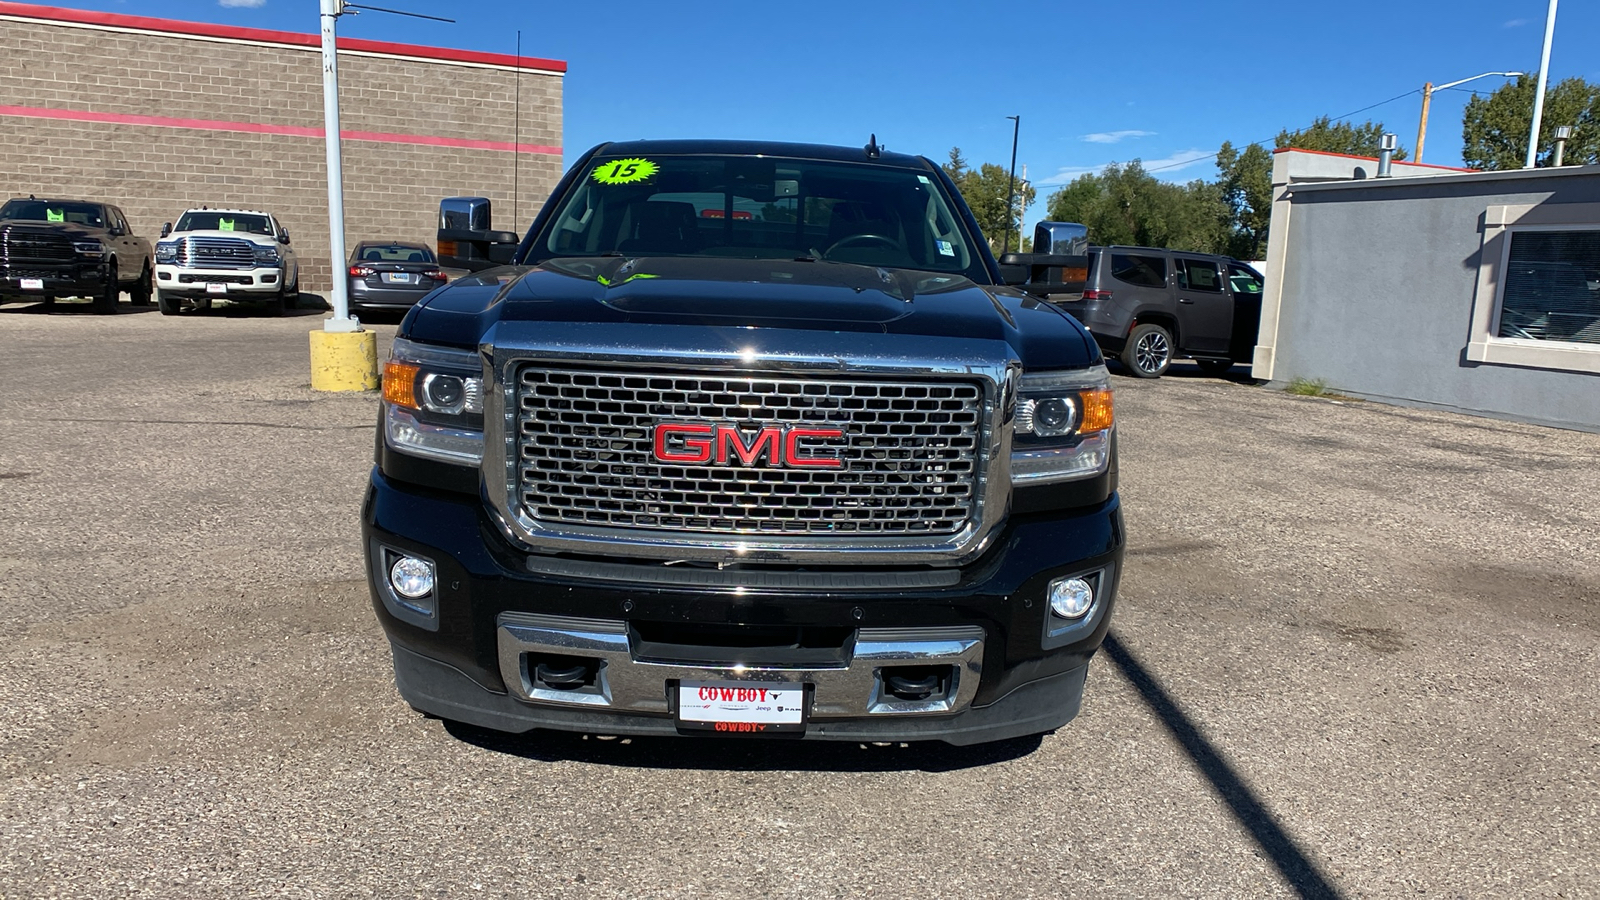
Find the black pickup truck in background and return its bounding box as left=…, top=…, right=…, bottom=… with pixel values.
left=0, top=197, right=153, bottom=313
left=365, top=139, right=1125, bottom=746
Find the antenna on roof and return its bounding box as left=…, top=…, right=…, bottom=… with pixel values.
left=864, top=134, right=882, bottom=159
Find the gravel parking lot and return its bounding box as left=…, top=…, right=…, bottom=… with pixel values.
left=1, top=301, right=1596, bottom=898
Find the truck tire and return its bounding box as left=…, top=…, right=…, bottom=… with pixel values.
left=157, top=290, right=182, bottom=316
left=91, top=267, right=119, bottom=315
left=129, top=264, right=153, bottom=307
left=265, top=288, right=286, bottom=317
left=1121, top=323, right=1172, bottom=378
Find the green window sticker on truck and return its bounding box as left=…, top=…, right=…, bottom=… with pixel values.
left=219, top=218, right=236, bottom=231
left=591, top=158, right=660, bottom=185
left=46, top=208, right=64, bottom=222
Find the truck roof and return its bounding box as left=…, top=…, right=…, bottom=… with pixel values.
left=589, top=139, right=934, bottom=170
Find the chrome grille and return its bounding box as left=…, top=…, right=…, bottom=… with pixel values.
left=516, top=367, right=985, bottom=536
left=180, top=237, right=256, bottom=269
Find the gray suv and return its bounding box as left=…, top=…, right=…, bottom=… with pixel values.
left=1064, top=246, right=1263, bottom=378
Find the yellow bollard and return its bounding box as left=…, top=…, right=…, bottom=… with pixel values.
left=309, top=329, right=379, bottom=392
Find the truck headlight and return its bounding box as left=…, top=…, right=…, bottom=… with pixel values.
left=72, top=241, right=105, bottom=258
left=382, top=337, right=484, bottom=466
left=154, top=241, right=179, bottom=263
left=1011, top=365, right=1114, bottom=484
left=252, top=245, right=281, bottom=266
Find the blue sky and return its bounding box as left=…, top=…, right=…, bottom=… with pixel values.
left=49, top=0, right=1600, bottom=228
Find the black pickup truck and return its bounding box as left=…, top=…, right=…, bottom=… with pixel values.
left=0, top=198, right=153, bottom=313
left=365, top=139, right=1124, bottom=746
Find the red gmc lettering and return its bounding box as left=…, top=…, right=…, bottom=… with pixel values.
left=717, top=427, right=780, bottom=466
left=653, top=422, right=714, bottom=464
left=784, top=427, right=845, bottom=469
left=654, top=423, right=844, bottom=468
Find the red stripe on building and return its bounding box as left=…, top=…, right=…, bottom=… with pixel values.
left=0, top=0, right=566, bottom=73
left=0, top=105, right=561, bottom=155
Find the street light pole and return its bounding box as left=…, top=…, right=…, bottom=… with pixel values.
left=1002, top=115, right=1019, bottom=256
left=1526, top=0, right=1559, bottom=168
left=320, top=0, right=356, bottom=332
left=1415, top=72, right=1524, bottom=163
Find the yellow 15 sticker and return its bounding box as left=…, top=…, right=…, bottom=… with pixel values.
left=591, top=157, right=659, bottom=185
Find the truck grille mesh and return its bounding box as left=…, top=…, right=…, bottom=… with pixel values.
left=179, top=237, right=256, bottom=269
left=516, top=367, right=985, bottom=536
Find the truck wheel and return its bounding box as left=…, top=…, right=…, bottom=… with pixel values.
left=1196, top=359, right=1233, bottom=376
left=1121, top=323, right=1172, bottom=378
left=266, top=288, right=286, bottom=317
left=129, top=264, right=153, bottom=307
left=157, top=290, right=182, bottom=316
left=91, top=270, right=119, bottom=315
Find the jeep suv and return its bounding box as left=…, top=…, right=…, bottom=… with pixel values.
left=154, top=209, right=300, bottom=315
left=1061, top=247, right=1263, bottom=378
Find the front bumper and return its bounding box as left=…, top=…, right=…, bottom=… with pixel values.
left=363, top=469, right=1123, bottom=745
left=155, top=264, right=282, bottom=298
left=0, top=264, right=107, bottom=298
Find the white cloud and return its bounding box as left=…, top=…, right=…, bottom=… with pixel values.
left=1081, top=130, right=1155, bottom=144
left=1503, top=18, right=1527, bottom=27
left=219, top=0, right=267, bottom=8
left=1036, top=147, right=1214, bottom=186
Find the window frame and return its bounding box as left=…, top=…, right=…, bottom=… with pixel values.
left=1467, top=202, right=1600, bottom=375
left=1175, top=256, right=1225, bottom=293
left=1108, top=251, right=1168, bottom=289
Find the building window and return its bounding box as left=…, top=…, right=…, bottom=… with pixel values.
left=1497, top=230, right=1600, bottom=344
left=1467, top=202, right=1600, bottom=376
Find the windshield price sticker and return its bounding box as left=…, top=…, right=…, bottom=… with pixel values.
left=677, top=681, right=804, bottom=733
left=591, top=157, right=660, bottom=185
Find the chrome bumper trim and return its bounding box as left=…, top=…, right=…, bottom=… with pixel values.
left=495, top=612, right=984, bottom=718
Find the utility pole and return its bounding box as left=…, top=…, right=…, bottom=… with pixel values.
left=1525, top=0, right=1558, bottom=168
left=1002, top=115, right=1019, bottom=256
left=1415, top=72, right=1523, bottom=163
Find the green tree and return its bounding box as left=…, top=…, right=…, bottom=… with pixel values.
left=1044, top=161, right=1227, bottom=254
left=1274, top=116, right=1407, bottom=159
left=943, top=147, right=1037, bottom=252
left=1215, top=141, right=1273, bottom=260
left=1462, top=75, right=1599, bottom=169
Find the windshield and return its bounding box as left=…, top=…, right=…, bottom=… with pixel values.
left=0, top=200, right=104, bottom=227
left=535, top=154, right=982, bottom=277
left=175, top=211, right=275, bottom=236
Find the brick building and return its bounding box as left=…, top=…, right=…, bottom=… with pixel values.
left=0, top=1, right=564, bottom=292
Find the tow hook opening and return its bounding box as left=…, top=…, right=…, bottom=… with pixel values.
left=527, top=653, right=600, bottom=692
left=881, top=666, right=955, bottom=702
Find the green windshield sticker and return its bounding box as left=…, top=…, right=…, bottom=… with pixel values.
left=591, top=158, right=660, bottom=185
left=46, top=208, right=64, bottom=222
left=596, top=272, right=659, bottom=287
left=219, top=218, right=236, bottom=231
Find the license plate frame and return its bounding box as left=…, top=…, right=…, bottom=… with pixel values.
left=205, top=282, right=229, bottom=294
left=676, top=680, right=807, bottom=735
left=19, top=278, right=43, bottom=290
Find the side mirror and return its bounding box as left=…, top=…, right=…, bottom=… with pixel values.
left=160, top=223, right=171, bottom=237
left=279, top=230, right=291, bottom=245
left=999, top=264, right=1030, bottom=286
left=438, top=196, right=519, bottom=271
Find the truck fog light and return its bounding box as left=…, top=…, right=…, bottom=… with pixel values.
left=1048, top=576, right=1095, bottom=619
left=389, top=556, right=436, bottom=600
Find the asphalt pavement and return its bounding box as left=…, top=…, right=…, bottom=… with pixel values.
left=0, top=299, right=1596, bottom=898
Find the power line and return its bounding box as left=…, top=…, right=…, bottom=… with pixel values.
left=1139, top=88, right=1423, bottom=174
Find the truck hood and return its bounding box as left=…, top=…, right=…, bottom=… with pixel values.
left=404, top=256, right=1099, bottom=369
left=0, top=220, right=111, bottom=240
left=166, top=229, right=278, bottom=246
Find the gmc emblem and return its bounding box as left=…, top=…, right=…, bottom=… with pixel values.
left=653, top=422, right=845, bottom=469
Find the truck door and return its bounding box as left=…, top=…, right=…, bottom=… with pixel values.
left=1173, top=255, right=1232, bottom=354
left=1226, top=263, right=1265, bottom=362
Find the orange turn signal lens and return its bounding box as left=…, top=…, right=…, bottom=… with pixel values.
left=437, top=240, right=457, bottom=259
left=1079, top=388, right=1114, bottom=434
left=383, top=361, right=420, bottom=409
